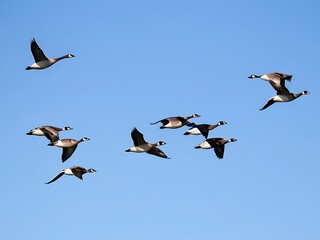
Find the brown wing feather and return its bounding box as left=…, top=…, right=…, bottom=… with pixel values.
left=40, top=127, right=59, bottom=142
left=131, top=128, right=146, bottom=146
left=45, top=172, right=64, bottom=184
left=47, top=126, right=63, bottom=131
left=147, top=147, right=170, bottom=159
left=273, top=72, right=292, bottom=81
left=62, top=145, right=78, bottom=162
left=71, top=167, right=86, bottom=180
left=213, top=145, right=225, bottom=159
left=30, top=38, right=48, bottom=62
left=197, top=124, right=211, bottom=139
left=269, top=79, right=290, bottom=94
left=260, top=99, right=275, bottom=111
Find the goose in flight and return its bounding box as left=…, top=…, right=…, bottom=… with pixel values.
left=26, top=38, right=74, bottom=70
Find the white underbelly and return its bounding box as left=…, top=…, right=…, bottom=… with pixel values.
left=273, top=95, right=292, bottom=102
left=187, top=128, right=201, bottom=135
left=30, top=60, right=54, bottom=69
left=129, top=145, right=149, bottom=152
left=164, top=122, right=182, bottom=128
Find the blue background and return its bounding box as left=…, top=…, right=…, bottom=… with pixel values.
left=1, top=1, right=319, bottom=239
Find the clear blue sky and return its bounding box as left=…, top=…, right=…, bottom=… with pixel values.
left=1, top=1, right=320, bottom=239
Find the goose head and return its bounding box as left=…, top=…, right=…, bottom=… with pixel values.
left=26, top=129, right=35, bottom=135
left=229, top=138, right=237, bottom=142
left=157, top=141, right=166, bottom=146
left=218, top=121, right=227, bottom=126
left=248, top=74, right=259, bottom=79
left=87, top=168, right=96, bottom=173
left=192, top=114, right=201, bottom=118
left=80, top=137, right=90, bottom=142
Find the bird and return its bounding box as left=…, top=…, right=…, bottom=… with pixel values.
left=248, top=72, right=293, bottom=89
left=194, top=137, right=237, bottom=159
left=26, top=126, right=73, bottom=142
left=25, top=38, right=75, bottom=70
left=125, top=127, right=170, bottom=159
left=184, top=121, right=227, bottom=139
left=257, top=76, right=310, bottom=110
left=248, top=72, right=310, bottom=110
left=45, top=166, right=96, bottom=184
left=150, top=114, right=200, bottom=129
left=46, top=133, right=90, bottom=162
left=260, top=90, right=310, bottom=110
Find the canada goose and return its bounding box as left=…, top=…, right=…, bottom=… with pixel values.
left=258, top=75, right=310, bottom=110
left=195, top=138, right=237, bottom=159
left=260, top=90, right=310, bottom=110
left=150, top=114, right=200, bottom=129
left=47, top=136, right=90, bottom=162
left=184, top=121, right=227, bottom=139
left=45, top=166, right=96, bottom=184
left=125, top=127, right=170, bottom=159
left=26, top=126, right=73, bottom=142
left=25, top=38, right=75, bottom=70
left=248, top=72, right=292, bottom=87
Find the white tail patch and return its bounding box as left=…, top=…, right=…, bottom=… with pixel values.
left=63, top=169, right=73, bottom=175
left=188, top=128, right=201, bottom=135
left=260, top=74, right=270, bottom=81
left=273, top=95, right=291, bottom=102
left=30, top=129, right=45, bottom=136
left=198, top=141, right=212, bottom=149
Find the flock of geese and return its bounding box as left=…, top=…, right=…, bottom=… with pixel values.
left=25, top=38, right=310, bottom=184
left=26, top=125, right=94, bottom=184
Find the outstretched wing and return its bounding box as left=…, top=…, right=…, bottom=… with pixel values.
left=150, top=118, right=170, bottom=125
left=213, top=145, right=225, bottom=159
left=273, top=72, right=292, bottom=81
left=71, top=167, right=85, bottom=180
left=30, top=38, right=48, bottom=62
left=197, top=124, right=210, bottom=139
left=40, top=127, right=59, bottom=142
left=176, top=116, right=188, bottom=125
left=62, top=146, right=78, bottom=162
left=150, top=119, right=162, bottom=125
left=45, top=172, right=64, bottom=184
left=269, top=79, right=290, bottom=95
left=147, top=147, right=170, bottom=159
left=186, top=121, right=195, bottom=127
left=47, top=126, right=63, bottom=131
left=260, top=98, right=275, bottom=111
left=131, top=128, right=146, bottom=146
